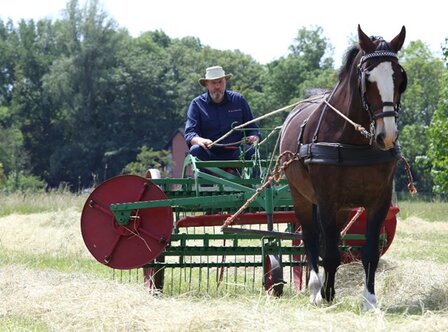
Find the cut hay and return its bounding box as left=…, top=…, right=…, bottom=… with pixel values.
left=1, top=210, right=448, bottom=330
left=0, top=209, right=88, bottom=258
left=1, top=262, right=448, bottom=331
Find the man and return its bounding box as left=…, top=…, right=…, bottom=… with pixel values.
left=184, top=66, right=260, bottom=161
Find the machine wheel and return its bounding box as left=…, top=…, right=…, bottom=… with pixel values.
left=81, top=175, right=173, bottom=269
left=264, top=254, right=285, bottom=297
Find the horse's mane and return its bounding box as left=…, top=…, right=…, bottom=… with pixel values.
left=338, top=35, right=388, bottom=81
left=338, top=46, right=360, bottom=81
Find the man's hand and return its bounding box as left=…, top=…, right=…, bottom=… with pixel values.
left=191, top=136, right=213, bottom=149
left=246, top=135, right=260, bottom=145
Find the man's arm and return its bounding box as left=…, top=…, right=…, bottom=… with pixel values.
left=184, top=101, right=201, bottom=146
left=190, top=136, right=213, bottom=149
left=241, top=97, right=261, bottom=143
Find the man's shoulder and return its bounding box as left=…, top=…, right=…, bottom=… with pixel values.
left=190, top=92, right=209, bottom=108
left=226, top=90, right=243, bottom=98
left=193, top=92, right=208, bottom=102
left=226, top=90, right=246, bottom=103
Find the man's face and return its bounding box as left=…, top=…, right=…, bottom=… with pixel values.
left=206, top=78, right=226, bottom=103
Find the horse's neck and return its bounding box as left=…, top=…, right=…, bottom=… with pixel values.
left=318, top=79, right=371, bottom=144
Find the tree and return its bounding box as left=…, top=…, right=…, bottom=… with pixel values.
left=0, top=126, right=45, bottom=192
left=262, top=26, right=336, bottom=127
left=398, top=123, right=433, bottom=192
left=289, top=25, right=334, bottom=69
left=394, top=40, right=445, bottom=193
left=428, top=43, right=448, bottom=194
left=0, top=19, right=17, bottom=106
left=0, top=126, right=25, bottom=174
left=42, top=0, right=135, bottom=187
left=122, top=146, right=170, bottom=177
left=9, top=18, right=60, bottom=182
left=399, top=41, right=444, bottom=127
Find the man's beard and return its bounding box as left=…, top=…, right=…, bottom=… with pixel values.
left=210, top=90, right=224, bottom=103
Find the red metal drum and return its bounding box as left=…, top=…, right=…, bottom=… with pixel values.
left=81, top=175, right=173, bottom=269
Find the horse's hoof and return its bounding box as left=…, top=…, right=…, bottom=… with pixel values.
left=323, top=288, right=335, bottom=303
left=310, top=291, right=323, bottom=306
left=361, top=298, right=377, bottom=311
left=308, top=270, right=323, bottom=306
left=361, top=288, right=377, bottom=311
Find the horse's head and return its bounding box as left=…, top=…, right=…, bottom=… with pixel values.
left=357, top=25, right=407, bottom=150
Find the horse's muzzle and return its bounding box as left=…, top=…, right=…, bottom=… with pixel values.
left=375, top=132, right=397, bottom=151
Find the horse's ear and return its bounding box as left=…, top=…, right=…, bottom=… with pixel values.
left=357, top=24, right=376, bottom=53
left=389, top=26, right=406, bottom=52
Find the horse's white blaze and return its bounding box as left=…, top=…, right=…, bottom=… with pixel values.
left=361, top=286, right=377, bottom=311
left=308, top=270, right=323, bottom=306
left=368, top=62, right=397, bottom=149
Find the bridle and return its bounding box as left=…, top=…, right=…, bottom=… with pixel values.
left=358, top=50, right=407, bottom=122
left=307, top=49, right=408, bottom=147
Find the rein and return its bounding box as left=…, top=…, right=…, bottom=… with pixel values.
left=208, top=95, right=324, bottom=148
left=322, top=99, right=372, bottom=140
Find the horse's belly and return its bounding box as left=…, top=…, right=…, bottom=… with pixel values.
left=308, top=163, right=395, bottom=206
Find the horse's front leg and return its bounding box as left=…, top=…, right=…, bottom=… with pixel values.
left=318, top=204, right=341, bottom=303
left=304, top=204, right=323, bottom=305
left=289, top=188, right=322, bottom=305
left=361, top=205, right=389, bottom=311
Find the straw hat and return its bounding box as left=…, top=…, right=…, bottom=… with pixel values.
left=198, top=66, right=233, bottom=87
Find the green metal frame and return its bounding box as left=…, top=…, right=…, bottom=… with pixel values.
left=110, top=154, right=293, bottom=226
left=104, top=131, right=392, bottom=293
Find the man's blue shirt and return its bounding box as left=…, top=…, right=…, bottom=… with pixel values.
left=184, top=90, right=260, bottom=146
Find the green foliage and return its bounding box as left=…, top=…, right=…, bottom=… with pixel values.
left=428, top=70, right=448, bottom=194
left=297, top=67, right=337, bottom=97
left=2, top=171, right=46, bottom=193
left=0, top=162, right=6, bottom=186
left=0, top=126, right=31, bottom=182
left=0, top=0, right=446, bottom=196
left=400, top=41, right=444, bottom=126
left=289, top=25, right=334, bottom=69
left=262, top=26, right=335, bottom=127
left=394, top=41, right=446, bottom=193
left=397, top=124, right=433, bottom=192
left=122, top=146, right=171, bottom=177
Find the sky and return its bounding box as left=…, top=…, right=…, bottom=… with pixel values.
left=1, top=0, right=446, bottom=67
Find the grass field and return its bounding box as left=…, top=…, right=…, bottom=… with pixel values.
left=1, top=192, right=448, bottom=331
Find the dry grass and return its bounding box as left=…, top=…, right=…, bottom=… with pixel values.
left=1, top=205, right=448, bottom=331
left=0, top=209, right=88, bottom=257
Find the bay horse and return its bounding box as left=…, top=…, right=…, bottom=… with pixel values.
left=280, top=25, right=407, bottom=310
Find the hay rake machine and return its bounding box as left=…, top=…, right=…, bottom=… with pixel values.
left=80, top=131, right=399, bottom=296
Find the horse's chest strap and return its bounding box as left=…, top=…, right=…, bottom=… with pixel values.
left=297, top=119, right=308, bottom=147
left=298, top=142, right=401, bottom=166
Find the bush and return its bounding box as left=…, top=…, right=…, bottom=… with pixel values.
left=1, top=171, right=47, bottom=193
